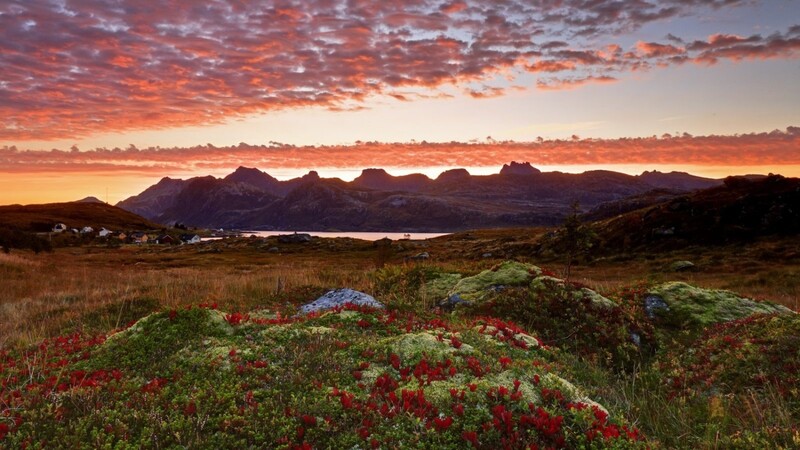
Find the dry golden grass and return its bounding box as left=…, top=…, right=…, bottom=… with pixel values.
left=1, top=232, right=798, bottom=349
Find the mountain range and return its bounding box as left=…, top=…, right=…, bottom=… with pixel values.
left=116, top=162, right=721, bottom=231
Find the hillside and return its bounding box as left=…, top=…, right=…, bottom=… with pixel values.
left=117, top=165, right=721, bottom=231
left=594, top=174, right=800, bottom=252
left=0, top=201, right=161, bottom=232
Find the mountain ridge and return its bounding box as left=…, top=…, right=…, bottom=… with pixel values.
left=116, top=163, right=722, bottom=231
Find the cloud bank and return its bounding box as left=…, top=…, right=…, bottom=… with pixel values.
left=2, top=128, right=798, bottom=175
left=1, top=1, right=798, bottom=140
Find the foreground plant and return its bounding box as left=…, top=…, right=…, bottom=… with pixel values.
left=1, top=304, right=645, bottom=449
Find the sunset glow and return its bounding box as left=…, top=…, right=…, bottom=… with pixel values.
left=1, top=0, right=799, bottom=204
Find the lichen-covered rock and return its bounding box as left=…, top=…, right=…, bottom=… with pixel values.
left=646, top=281, right=793, bottom=327
left=422, top=272, right=462, bottom=301
left=669, top=260, right=696, bottom=272
left=299, top=288, right=384, bottom=314
left=529, top=275, right=616, bottom=309
left=379, top=331, right=474, bottom=363
left=447, top=261, right=541, bottom=303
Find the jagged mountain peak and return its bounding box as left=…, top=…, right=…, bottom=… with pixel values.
left=224, top=166, right=279, bottom=189
left=500, top=161, right=541, bottom=176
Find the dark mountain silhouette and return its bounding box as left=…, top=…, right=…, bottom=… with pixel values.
left=117, top=163, right=723, bottom=231
left=594, top=174, right=800, bottom=252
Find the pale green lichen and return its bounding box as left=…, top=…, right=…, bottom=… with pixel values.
left=541, top=373, right=607, bottom=413
left=474, top=325, right=541, bottom=350
left=380, top=331, right=474, bottom=363
left=579, top=288, right=617, bottom=309
left=529, top=276, right=616, bottom=309
left=448, top=261, right=541, bottom=303
left=422, top=273, right=462, bottom=301
left=648, top=282, right=793, bottom=327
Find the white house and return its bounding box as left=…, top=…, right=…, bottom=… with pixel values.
left=98, top=228, right=112, bottom=237
left=80, top=226, right=94, bottom=234
left=180, top=234, right=202, bottom=244
left=52, top=223, right=67, bottom=233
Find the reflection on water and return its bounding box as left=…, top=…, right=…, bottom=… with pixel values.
left=203, top=231, right=450, bottom=241
left=219, top=230, right=450, bottom=241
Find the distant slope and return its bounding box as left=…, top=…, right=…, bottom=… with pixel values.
left=117, top=164, right=723, bottom=231
left=595, top=175, right=800, bottom=252
left=0, top=202, right=161, bottom=232
left=583, top=188, right=686, bottom=222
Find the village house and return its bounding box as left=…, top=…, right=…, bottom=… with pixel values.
left=155, top=234, right=174, bottom=245
left=80, top=226, right=94, bottom=234
left=52, top=223, right=67, bottom=233
left=98, top=228, right=112, bottom=237
left=129, top=232, right=149, bottom=244
left=180, top=234, right=201, bottom=244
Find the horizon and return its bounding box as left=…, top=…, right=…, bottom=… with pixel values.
left=1, top=158, right=792, bottom=207
left=1, top=1, right=798, bottom=204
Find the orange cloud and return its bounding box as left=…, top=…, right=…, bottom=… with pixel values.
left=0, top=1, right=795, bottom=141
left=3, top=128, right=799, bottom=174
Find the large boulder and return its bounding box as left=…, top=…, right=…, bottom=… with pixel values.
left=299, top=288, right=384, bottom=314
left=446, top=261, right=541, bottom=303
left=645, top=282, right=793, bottom=327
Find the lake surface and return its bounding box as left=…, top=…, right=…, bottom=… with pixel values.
left=236, top=231, right=450, bottom=241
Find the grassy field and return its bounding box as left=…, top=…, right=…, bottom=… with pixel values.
left=3, top=232, right=797, bottom=348
left=1, top=231, right=799, bottom=448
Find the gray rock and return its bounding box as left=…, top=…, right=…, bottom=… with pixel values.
left=482, top=252, right=493, bottom=258
left=267, top=247, right=280, bottom=253
left=630, top=332, right=641, bottom=347
left=411, top=252, right=430, bottom=260
left=299, top=288, right=384, bottom=314
left=439, top=293, right=472, bottom=311
left=644, top=294, right=670, bottom=319
left=653, top=227, right=675, bottom=236
left=670, top=260, right=696, bottom=272
left=278, top=233, right=312, bottom=244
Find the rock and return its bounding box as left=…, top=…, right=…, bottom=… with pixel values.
left=653, top=226, right=675, bottom=236
left=439, top=293, right=472, bottom=311
left=447, top=261, right=541, bottom=303
left=482, top=252, right=493, bottom=258
left=267, top=247, right=280, bottom=253
left=422, top=273, right=462, bottom=301
left=299, top=288, right=384, bottom=314
left=669, top=260, right=696, bottom=272
left=278, top=233, right=312, bottom=244
left=529, top=276, right=616, bottom=309
left=646, top=282, right=793, bottom=327
left=410, top=252, right=430, bottom=260
left=643, top=294, right=670, bottom=319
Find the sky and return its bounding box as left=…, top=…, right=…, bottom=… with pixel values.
left=0, top=0, right=799, bottom=204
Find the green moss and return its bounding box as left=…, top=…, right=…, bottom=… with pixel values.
left=448, top=261, right=541, bottom=303
left=89, top=308, right=234, bottom=376
left=421, top=273, right=461, bottom=301
left=529, top=275, right=616, bottom=309
left=648, top=281, right=792, bottom=327
left=380, top=331, right=474, bottom=363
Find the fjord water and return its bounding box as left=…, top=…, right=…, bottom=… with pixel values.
left=240, top=231, right=449, bottom=241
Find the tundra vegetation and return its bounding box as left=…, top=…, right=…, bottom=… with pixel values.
left=1, top=231, right=798, bottom=449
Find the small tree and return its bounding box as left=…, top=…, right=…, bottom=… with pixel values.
left=554, top=201, right=596, bottom=282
